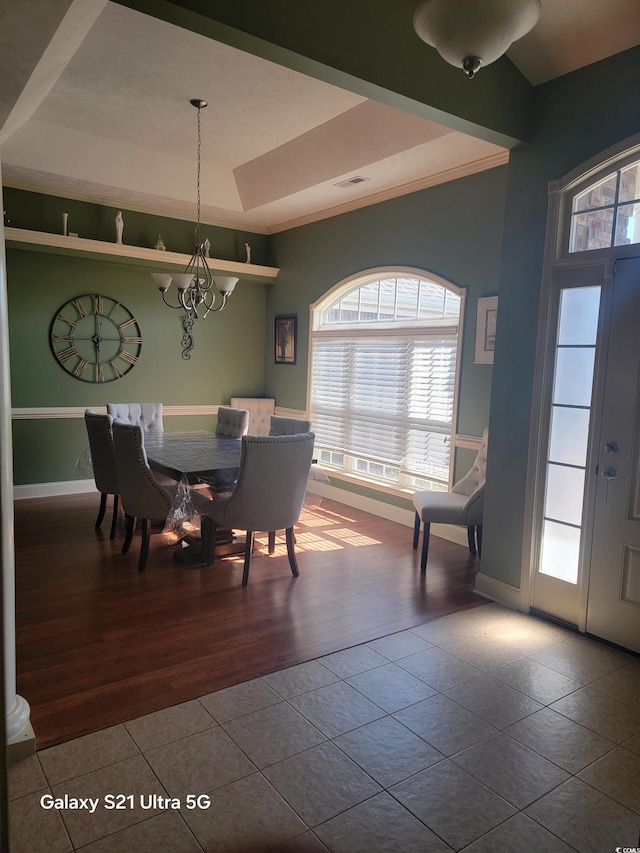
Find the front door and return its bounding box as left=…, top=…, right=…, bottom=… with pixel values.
left=586, top=256, right=640, bottom=652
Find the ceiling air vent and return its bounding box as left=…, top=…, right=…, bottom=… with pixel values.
left=334, top=176, right=369, bottom=189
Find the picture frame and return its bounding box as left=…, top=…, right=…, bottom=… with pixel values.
left=274, top=314, right=297, bottom=364
left=474, top=296, right=498, bottom=364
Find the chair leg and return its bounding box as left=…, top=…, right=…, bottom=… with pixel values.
left=242, top=531, right=254, bottom=586
left=467, top=525, right=477, bottom=556
left=138, top=518, right=150, bottom=572
left=413, top=511, right=421, bottom=550
left=109, top=495, right=119, bottom=540
left=420, top=522, right=430, bottom=572
left=285, top=527, right=299, bottom=578
left=95, top=492, right=108, bottom=528
left=122, top=515, right=135, bottom=554
left=476, top=524, right=483, bottom=558
left=268, top=531, right=276, bottom=555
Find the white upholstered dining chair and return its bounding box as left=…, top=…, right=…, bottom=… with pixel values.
left=412, top=429, right=488, bottom=571
left=201, top=433, right=315, bottom=585
left=107, top=403, right=164, bottom=433
left=215, top=406, right=249, bottom=439
left=84, top=409, right=120, bottom=539
left=230, top=397, right=275, bottom=436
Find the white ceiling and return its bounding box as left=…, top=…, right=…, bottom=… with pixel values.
left=1, top=0, right=639, bottom=234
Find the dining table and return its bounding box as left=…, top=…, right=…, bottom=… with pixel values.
left=144, top=429, right=242, bottom=488
left=143, top=430, right=243, bottom=563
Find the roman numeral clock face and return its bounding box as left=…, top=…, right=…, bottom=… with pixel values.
left=50, top=294, right=142, bottom=383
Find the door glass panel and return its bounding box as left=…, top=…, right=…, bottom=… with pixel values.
left=558, top=286, right=600, bottom=344
left=614, top=203, right=640, bottom=247
left=549, top=406, right=590, bottom=467
left=539, top=520, right=581, bottom=583
left=545, top=464, right=586, bottom=526
left=537, top=283, right=601, bottom=590
left=553, top=347, right=596, bottom=406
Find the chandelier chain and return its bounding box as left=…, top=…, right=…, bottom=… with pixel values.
left=195, top=105, right=202, bottom=244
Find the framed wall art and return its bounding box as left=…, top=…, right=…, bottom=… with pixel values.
left=274, top=314, right=297, bottom=364
left=474, top=296, right=498, bottom=364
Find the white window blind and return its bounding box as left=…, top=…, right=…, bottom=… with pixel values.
left=311, top=333, right=457, bottom=483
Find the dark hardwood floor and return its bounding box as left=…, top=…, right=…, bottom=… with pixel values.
left=14, top=492, right=489, bottom=749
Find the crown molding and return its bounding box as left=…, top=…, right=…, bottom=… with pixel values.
left=266, top=152, right=510, bottom=233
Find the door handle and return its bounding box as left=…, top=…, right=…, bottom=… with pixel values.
left=601, top=467, right=626, bottom=503
left=601, top=467, right=626, bottom=480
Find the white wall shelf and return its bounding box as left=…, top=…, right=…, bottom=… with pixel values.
left=4, top=227, right=279, bottom=282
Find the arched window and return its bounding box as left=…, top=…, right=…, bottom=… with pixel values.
left=568, top=156, right=640, bottom=253
left=309, top=268, right=465, bottom=492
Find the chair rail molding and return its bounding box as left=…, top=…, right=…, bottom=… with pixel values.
left=13, top=405, right=311, bottom=420
left=11, top=405, right=222, bottom=419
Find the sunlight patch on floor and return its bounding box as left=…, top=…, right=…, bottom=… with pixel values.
left=325, top=527, right=381, bottom=546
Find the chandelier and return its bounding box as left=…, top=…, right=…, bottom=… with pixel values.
left=413, top=0, right=541, bottom=78
left=151, top=99, right=238, bottom=359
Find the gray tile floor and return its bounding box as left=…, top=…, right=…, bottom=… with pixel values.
left=8, top=604, right=640, bottom=852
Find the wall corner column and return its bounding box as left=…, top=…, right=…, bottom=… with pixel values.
left=0, top=164, right=35, bottom=759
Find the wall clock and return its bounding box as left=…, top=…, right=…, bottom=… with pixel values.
left=50, top=294, right=142, bottom=383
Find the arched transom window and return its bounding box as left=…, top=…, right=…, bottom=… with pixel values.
left=309, top=269, right=464, bottom=492
left=569, top=157, right=640, bottom=253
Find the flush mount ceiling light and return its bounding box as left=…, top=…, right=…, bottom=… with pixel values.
left=151, top=99, right=238, bottom=360
left=413, top=0, right=541, bottom=78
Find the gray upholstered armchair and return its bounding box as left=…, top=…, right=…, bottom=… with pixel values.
left=84, top=409, right=120, bottom=539
left=412, top=429, right=488, bottom=571
left=107, top=403, right=164, bottom=433
left=112, top=420, right=209, bottom=571
left=216, top=406, right=249, bottom=439
left=267, top=414, right=312, bottom=554
left=201, top=433, right=315, bottom=585
left=112, top=420, right=174, bottom=571
left=269, top=415, right=311, bottom=436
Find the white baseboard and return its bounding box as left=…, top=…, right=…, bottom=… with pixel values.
left=306, top=478, right=469, bottom=547
left=14, top=479, right=95, bottom=500
left=474, top=572, right=525, bottom=612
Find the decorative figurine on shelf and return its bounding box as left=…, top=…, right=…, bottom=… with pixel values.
left=62, top=212, right=69, bottom=236
left=245, top=242, right=252, bottom=264
left=154, top=234, right=166, bottom=251
left=115, top=211, right=124, bottom=244
left=203, top=238, right=210, bottom=258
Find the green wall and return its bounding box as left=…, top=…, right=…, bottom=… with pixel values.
left=7, top=170, right=506, bottom=494
left=483, top=45, right=640, bottom=587
left=6, top=193, right=270, bottom=485
left=3, top=187, right=270, bottom=266
left=266, top=167, right=508, bottom=507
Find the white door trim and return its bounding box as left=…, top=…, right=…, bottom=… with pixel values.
left=524, top=133, right=640, bottom=630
